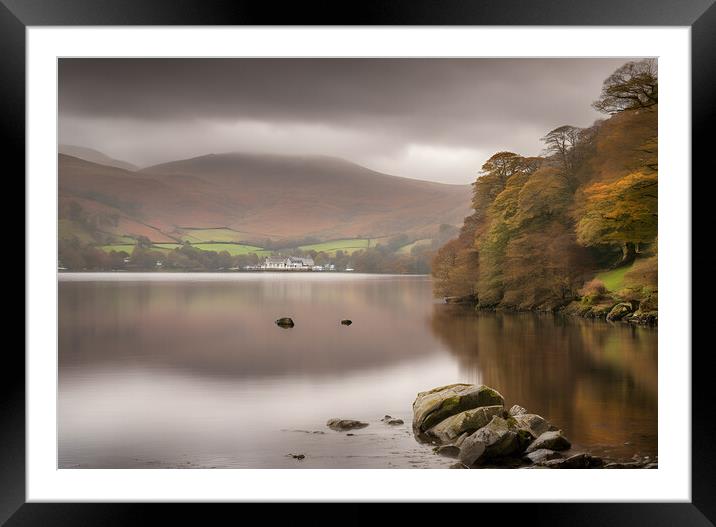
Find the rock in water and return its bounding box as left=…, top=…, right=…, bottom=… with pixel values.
left=458, top=416, right=532, bottom=465
left=275, top=317, right=295, bottom=328
left=434, top=445, right=461, bottom=458
left=512, top=413, right=550, bottom=438
left=541, top=453, right=603, bottom=468
left=524, top=449, right=563, bottom=464
left=326, top=418, right=369, bottom=431
left=412, top=384, right=505, bottom=434
left=606, top=302, right=633, bottom=321
left=426, top=405, right=503, bottom=443
left=341, top=319, right=352, bottom=326
left=525, top=430, right=571, bottom=453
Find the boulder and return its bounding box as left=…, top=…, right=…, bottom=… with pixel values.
left=604, top=461, right=643, bottom=469
left=512, top=413, right=550, bottom=438
left=509, top=404, right=527, bottom=416
left=541, top=453, right=603, bottom=469
left=606, top=303, right=633, bottom=321
left=341, top=319, right=352, bottom=326
left=326, top=418, right=369, bottom=431
left=458, top=435, right=486, bottom=466
left=413, top=384, right=505, bottom=434
left=458, top=416, right=532, bottom=466
left=524, top=449, right=563, bottom=464
left=275, top=317, right=295, bottom=328
left=434, top=445, right=461, bottom=458
left=426, top=405, right=503, bottom=443
left=526, top=430, right=571, bottom=453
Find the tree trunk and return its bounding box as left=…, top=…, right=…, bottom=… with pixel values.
left=615, top=242, right=636, bottom=268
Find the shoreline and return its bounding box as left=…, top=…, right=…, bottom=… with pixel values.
left=442, top=296, right=657, bottom=326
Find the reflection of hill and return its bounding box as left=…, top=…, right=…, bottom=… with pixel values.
left=429, top=305, right=657, bottom=453
left=59, top=276, right=439, bottom=378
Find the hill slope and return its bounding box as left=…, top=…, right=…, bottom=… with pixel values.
left=59, top=144, right=138, bottom=171
left=59, top=151, right=471, bottom=245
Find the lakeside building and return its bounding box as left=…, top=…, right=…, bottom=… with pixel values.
left=243, top=256, right=337, bottom=271
left=261, top=256, right=315, bottom=270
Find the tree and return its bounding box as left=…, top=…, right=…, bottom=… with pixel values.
left=592, top=59, right=658, bottom=114
left=576, top=170, right=657, bottom=266
left=541, top=125, right=582, bottom=174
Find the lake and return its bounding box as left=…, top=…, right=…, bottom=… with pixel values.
left=58, top=273, right=657, bottom=468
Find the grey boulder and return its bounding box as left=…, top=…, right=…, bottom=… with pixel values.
left=512, top=413, right=550, bottom=438
left=412, top=384, right=505, bottom=434
left=524, top=449, right=563, bottom=464
left=526, top=430, right=571, bottom=453
left=426, top=405, right=504, bottom=443
left=326, top=418, right=369, bottom=431
left=541, top=453, right=603, bottom=468
left=458, top=416, right=532, bottom=466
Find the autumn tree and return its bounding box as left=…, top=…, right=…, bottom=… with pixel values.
left=541, top=125, right=585, bottom=176
left=592, top=58, right=658, bottom=114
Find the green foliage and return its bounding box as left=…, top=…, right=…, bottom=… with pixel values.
left=297, top=238, right=375, bottom=255
left=595, top=264, right=633, bottom=292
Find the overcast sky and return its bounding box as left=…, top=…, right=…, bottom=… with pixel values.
left=59, top=58, right=633, bottom=184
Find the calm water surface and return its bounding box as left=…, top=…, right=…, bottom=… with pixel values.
left=59, top=273, right=657, bottom=468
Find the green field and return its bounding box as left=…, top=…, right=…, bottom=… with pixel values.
left=192, top=243, right=268, bottom=256
left=177, top=227, right=249, bottom=243
left=397, top=238, right=432, bottom=255
left=596, top=263, right=634, bottom=292
left=297, top=238, right=380, bottom=255
left=100, top=242, right=268, bottom=256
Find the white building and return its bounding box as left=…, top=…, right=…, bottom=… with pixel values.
left=262, top=256, right=315, bottom=270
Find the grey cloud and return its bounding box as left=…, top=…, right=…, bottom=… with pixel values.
left=59, top=58, right=636, bottom=184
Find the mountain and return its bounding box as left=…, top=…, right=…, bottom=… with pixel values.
left=59, top=144, right=138, bottom=172
left=58, top=151, right=471, bottom=245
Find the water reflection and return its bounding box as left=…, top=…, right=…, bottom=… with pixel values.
left=59, top=273, right=438, bottom=377
left=429, top=305, right=657, bottom=458
left=58, top=273, right=657, bottom=468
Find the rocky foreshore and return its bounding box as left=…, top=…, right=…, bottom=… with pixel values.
left=412, top=383, right=657, bottom=469
left=442, top=296, right=657, bottom=326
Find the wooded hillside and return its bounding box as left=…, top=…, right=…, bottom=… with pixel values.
left=432, top=59, right=658, bottom=319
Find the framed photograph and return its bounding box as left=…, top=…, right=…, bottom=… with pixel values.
left=6, top=0, right=708, bottom=523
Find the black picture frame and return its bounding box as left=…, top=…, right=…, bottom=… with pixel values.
left=4, top=0, right=707, bottom=523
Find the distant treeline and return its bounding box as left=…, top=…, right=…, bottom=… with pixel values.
left=58, top=228, right=458, bottom=273
left=432, top=59, right=658, bottom=312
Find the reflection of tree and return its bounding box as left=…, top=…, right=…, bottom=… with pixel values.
left=429, top=304, right=657, bottom=453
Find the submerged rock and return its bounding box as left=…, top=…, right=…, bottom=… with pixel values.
left=524, top=448, right=563, bottom=464
left=326, top=418, right=369, bottom=431
left=525, top=430, right=571, bottom=453
left=541, top=453, right=603, bottom=469
left=412, top=383, right=505, bottom=434
left=275, top=317, right=295, bottom=328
